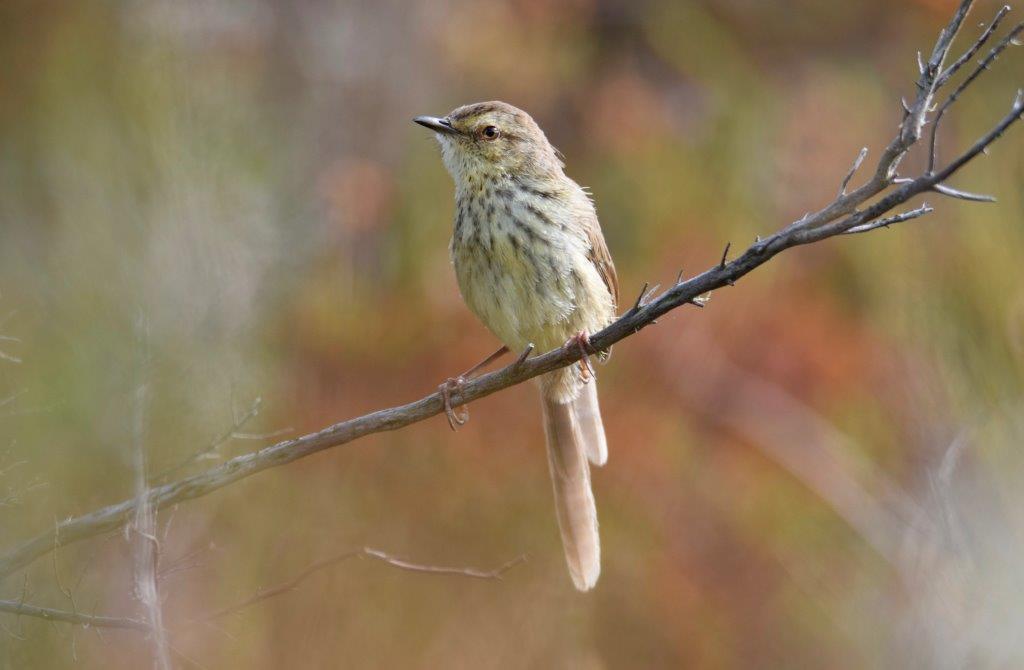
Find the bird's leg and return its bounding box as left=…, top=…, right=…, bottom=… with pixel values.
left=439, top=345, right=509, bottom=431
left=566, top=331, right=595, bottom=382
left=439, top=377, right=469, bottom=431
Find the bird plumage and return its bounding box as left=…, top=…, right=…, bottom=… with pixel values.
left=417, top=101, right=617, bottom=590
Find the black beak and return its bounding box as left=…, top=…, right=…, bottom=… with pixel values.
left=413, top=115, right=461, bottom=136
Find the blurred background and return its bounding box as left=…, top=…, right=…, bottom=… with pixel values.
left=1, top=0, right=1023, bottom=667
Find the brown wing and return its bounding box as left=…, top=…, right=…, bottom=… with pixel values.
left=585, top=222, right=619, bottom=310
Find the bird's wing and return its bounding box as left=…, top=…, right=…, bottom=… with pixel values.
left=585, top=221, right=618, bottom=310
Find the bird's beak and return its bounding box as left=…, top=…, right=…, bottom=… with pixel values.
left=413, top=115, right=461, bottom=136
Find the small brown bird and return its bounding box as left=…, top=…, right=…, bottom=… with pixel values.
left=415, top=101, right=618, bottom=590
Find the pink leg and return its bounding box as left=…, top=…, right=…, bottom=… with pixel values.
left=438, top=345, right=510, bottom=431
left=439, top=376, right=469, bottom=431
left=566, top=331, right=595, bottom=382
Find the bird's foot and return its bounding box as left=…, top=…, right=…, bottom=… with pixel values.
left=437, top=345, right=510, bottom=431
left=439, top=376, right=469, bottom=431
left=566, top=331, right=595, bottom=383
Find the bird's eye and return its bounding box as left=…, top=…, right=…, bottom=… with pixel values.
left=481, top=125, right=500, bottom=140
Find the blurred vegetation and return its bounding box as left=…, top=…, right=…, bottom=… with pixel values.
left=1, top=0, right=1023, bottom=668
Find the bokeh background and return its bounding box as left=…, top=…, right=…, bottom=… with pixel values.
left=2, top=0, right=1023, bottom=667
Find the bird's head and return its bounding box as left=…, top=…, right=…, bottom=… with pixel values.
left=414, top=101, right=563, bottom=185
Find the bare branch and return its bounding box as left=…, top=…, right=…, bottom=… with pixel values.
left=200, top=548, right=526, bottom=622
left=0, top=0, right=1019, bottom=584
left=936, top=5, right=1013, bottom=89
left=0, top=599, right=148, bottom=631
left=928, top=19, right=1024, bottom=171
left=129, top=316, right=172, bottom=670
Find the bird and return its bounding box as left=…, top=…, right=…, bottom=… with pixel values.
left=414, top=101, right=618, bottom=591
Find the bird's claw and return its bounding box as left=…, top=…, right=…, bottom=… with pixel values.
left=566, top=331, right=595, bottom=383
left=440, top=377, right=469, bottom=431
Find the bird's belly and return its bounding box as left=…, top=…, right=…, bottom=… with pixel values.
left=452, top=229, right=598, bottom=355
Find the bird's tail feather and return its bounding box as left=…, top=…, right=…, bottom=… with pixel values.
left=574, top=379, right=608, bottom=466
left=541, top=383, right=604, bottom=591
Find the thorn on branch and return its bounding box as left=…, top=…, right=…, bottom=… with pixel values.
left=629, top=282, right=660, bottom=315
left=719, top=242, right=731, bottom=269
left=630, top=282, right=649, bottom=313
left=512, top=343, right=534, bottom=368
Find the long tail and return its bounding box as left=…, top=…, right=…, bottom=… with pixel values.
left=541, top=379, right=607, bottom=591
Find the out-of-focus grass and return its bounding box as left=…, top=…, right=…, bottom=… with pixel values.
left=1, top=0, right=1022, bottom=667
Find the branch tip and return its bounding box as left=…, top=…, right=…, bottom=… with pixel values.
left=932, top=183, right=996, bottom=202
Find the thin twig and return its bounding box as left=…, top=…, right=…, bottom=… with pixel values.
left=838, top=147, right=869, bottom=197
left=199, top=548, right=526, bottom=621
left=154, top=397, right=264, bottom=482
left=844, top=204, right=934, bottom=235
left=936, top=5, right=1013, bottom=89
left=928, top=19, right=1024, bottom=171
left=932, top=183, right=996, bottom=202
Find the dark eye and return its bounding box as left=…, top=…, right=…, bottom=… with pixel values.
left=481, top=125, right=500, bottom=140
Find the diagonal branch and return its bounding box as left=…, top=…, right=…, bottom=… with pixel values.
left=0, top=0, right=1021, bottom=585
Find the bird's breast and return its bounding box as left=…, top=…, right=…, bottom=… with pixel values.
left=449, top=185, right=604, bottom=353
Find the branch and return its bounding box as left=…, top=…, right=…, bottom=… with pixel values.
left=152, top=396, right=264, bottom=483
left=0, top=599, right=148, bottom=631
left=843, top=204, right=934, bottom=235
left=129, top=315, right=172, bottom=670
left=0, top=0, right=1021, bottom=582
left=199, top=548, right=526, bottom=622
